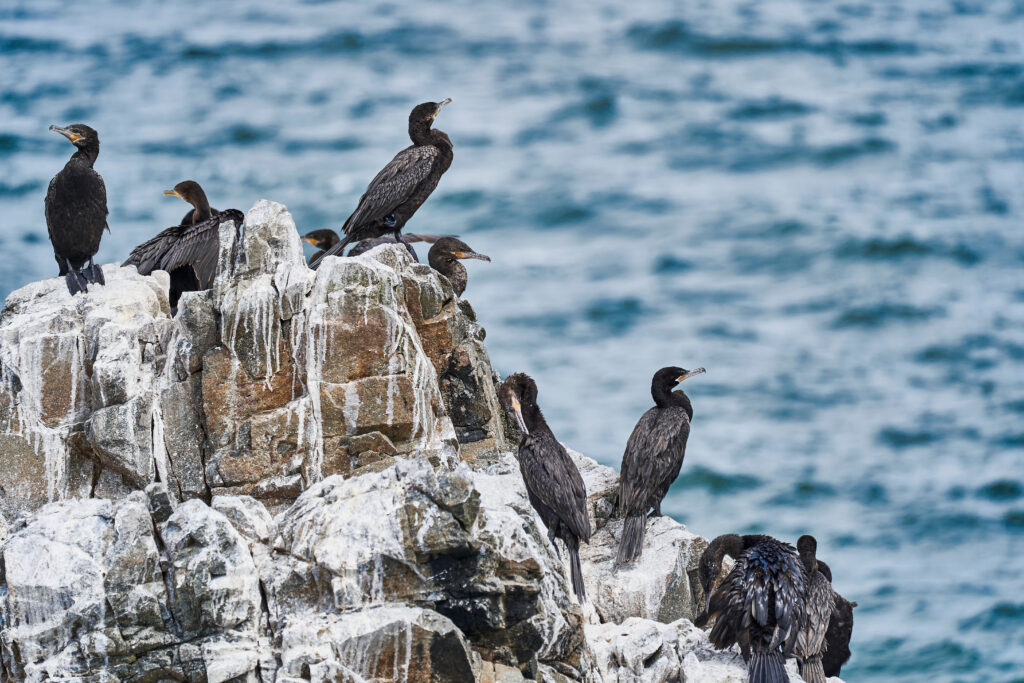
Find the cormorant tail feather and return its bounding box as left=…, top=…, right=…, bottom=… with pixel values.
left=616, top=513, right=646, bottom=566
left=568, top=545, right=586, bottom=603
left=798, top=656, right=827, bottom=683
left=749, top=649, right=787, bottom=683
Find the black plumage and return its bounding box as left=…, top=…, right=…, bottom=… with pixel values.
left=695, top=534, right=806, bottom=683
left=309, top=99, right=454, bottom=269
left=498, top=373, right=591, bottom=602
left=123, top=181, right=242, bottom=310
left=45, top=124, right=108, bottom=295
left=301, top=229, right=447, bottom=264
left=817, top=559, right=857, bottom=678
left=795, top=536, right=835, bottom=683
left=427, top=237, right=490, bottom=296
left=616, top=365, right=705, bottom=565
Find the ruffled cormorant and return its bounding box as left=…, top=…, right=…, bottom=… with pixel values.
left=45, top=124, right=108, bottom=295
left=498, top=373, right=591, bottom=602
left=695, top=534, right=805, bottom=683
left=309, top=99, right=454, bottom=269
left=794, top=535, right=835, bottom=683
left=123, top=181, right=242, bottom=310
left=616, top=365, right=705, bottom=565
left=300, top=229, right=446, bottom=264
left=816, top=559, right=857, bottom=677
left=427, top=237, right=490, bottom=296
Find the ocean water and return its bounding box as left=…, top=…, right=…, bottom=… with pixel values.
left=2, top=0, right=1023, bottom=680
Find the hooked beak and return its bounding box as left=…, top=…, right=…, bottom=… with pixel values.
left=163, top=189, right=183, bottom=200
left=301, top=236, right=319, bottom=246
left=510, top=398, right=529, bottom=436
left=453, top=250, right=490, bottom=262
left=433, top=98, right=452, bottom=118
left=49, top=125, right=81, bottom=143
left=676, top=367, right=706, bottom=383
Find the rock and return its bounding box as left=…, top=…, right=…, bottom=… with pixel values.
left=212, top=494, right=276, bottom=544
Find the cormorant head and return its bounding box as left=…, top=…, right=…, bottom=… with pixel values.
left=409, top=99, right=452, bottom=138
left=302, top=229, right=341, bottom=250
left=697, top=534, right=744, bottom=615
left=428, top=237, right=491, bottom=267
left=498, top=372, right=538, bottom=436
left=163, top=180, right=208, bottom=208
left=653, top=366, right=706, bottom=392
left=797, top=534, right=818, bottom=572
left=50, top=123, right=99, bottom=149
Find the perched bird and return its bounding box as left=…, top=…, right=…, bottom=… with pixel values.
left=816, top=559, right=857, bottom=678
left=695, top=534, right=805, bottom=683
left=45, top=124, right=108, bottom=295
left=616, top=365, right=705, bottom=565
left=300, top=229, right=446, bottom=264
left=309, top=99, right=454, bottom=269
left=124, top=181, right=243, bottom=310
left=498, top=373, right=591, bottom=602
left=427, top=237, right=490, bottom=296
left=794, top=536, right=835, bottom=683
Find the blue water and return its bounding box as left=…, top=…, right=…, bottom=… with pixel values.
left=2, top=1, right=1023, bottom=680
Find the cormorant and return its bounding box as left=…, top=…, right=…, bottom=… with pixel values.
left=300, top=229, right=446, bottom=264
left=45, top=124, right=108, bottom=295
left=794, top=536, right=835, bottom=683
left=427, top=237, right=490, bottom=296
left=309, top=99, right=454, bottom=269
left=498, top=373, right=591, bottom=602
left=816, top=559, right=857, bottom=677
left=695, top=534, right=805, bottom=683
left=616, top=365, right=705, bottom=565
left=123, top=181, right=243, bottom=310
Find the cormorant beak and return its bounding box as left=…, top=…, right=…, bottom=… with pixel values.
left=510, top=398, right=529, bottom=436
left=433, top=98, right=452, bottom=118
left=301, top=236, right=319, bottom=246
left=676, top=367, right=706, bottom=383
left=453, top=250, right=490, bottom=262
left=163, top=189, right=183, bottom=200
left=49, top=125, right=82, bottom=143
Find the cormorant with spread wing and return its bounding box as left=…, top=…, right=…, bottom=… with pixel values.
left=124, top=181, right=242, bottom=310
left=45, top=124, right=108, bottom=295
left=309, top=99, right=454, bottom=269
left=301, top=229, right=446, bottom=264
left=499, top=373, right=591, bottom=602
left=695, top=534, right=805, bottom=683
left=616, top=365, right=705, bottom=565
left=794, top=536, right=835, bottom=683
left=427, top=237, right=490, bottom=296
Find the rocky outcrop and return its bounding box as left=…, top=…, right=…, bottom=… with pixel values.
left=0, top=201, right=838, bottom=682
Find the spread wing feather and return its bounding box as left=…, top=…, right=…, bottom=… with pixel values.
left=343, top=145, right=439, bottom=235
left=125, top=209, right=243, bottom=287
left=519, top=431, right=591, bottom=542
left=619, top=404, right=690, bottom=514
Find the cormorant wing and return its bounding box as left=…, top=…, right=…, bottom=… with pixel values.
left=618, top=405, right=690, bottom=515
left=796, top=571, right=835, bottom=659
left=158, top=209, right=243, bottom=287
left=743, top=542, right=805, bottom=651
left=520, top=432, right=591, bottom=542
left=342, top=144, right=440, bottom=236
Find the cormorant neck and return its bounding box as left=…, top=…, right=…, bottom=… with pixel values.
left=189, top=190, right=213, bottom=223
left=71, top=143, right=99, bottom=166
left=653, top=384, right=693, bottom=418
left=521, top=400, right=550, bottom=435
left=799, top=547, right=818, bottom=574
left=711, top=533, right=745, bottom=561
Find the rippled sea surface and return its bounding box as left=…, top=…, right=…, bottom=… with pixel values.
left=3, top=1, right=1024, bottom=679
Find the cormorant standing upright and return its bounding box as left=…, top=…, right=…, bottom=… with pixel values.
left=123, top=181, right=243, bottom=310
left=427, top=237, right=490, bottom=296
left=45, top=124, right=107, bottom=295
left=498, top=373, right=591, bottom=602
left=301, top=229, right=446, bottom=264
left=616, top=365, right=705, bottom=565
left=695, top=534, right=805, bottom=683
left=794, top=535, right=835, bottom=683
left=816, top=559, right=857, bottom=678
left=309, top=99, right=454, bottom=269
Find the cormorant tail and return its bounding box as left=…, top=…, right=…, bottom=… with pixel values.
left=799, top=656, right=827, bottom=683
left=616, top=513, right=646, bottom=566
left=567, top=539, right=586, bottom=603
left=749, top=649, right=787, bottom=683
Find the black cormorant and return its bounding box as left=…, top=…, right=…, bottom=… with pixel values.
left=427, top=237, right=490, bottom=296
left=616, top=365, right=705, bottom=565
left=816, top=559, right=857, bottom=678
left=123, top=181, right=243, bottom=310
left=301, top=229, right=446, bottom=264
left=794, top=535, right=835, bottom=683
left=309, top=99, right=454, bottom=269
left=498, top=373, right=591, bottom=602
left=45, top=124, right=108, bottom=295
left=695, top=534, right=805, bottom=683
